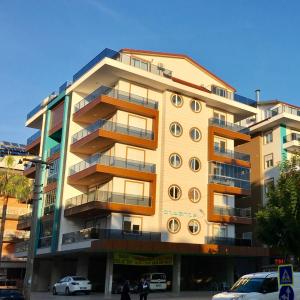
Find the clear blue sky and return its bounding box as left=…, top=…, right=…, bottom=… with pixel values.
left=1, top=0, right=300, bottom=144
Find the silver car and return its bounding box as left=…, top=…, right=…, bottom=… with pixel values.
left=53, top=276, right=92, bottom=295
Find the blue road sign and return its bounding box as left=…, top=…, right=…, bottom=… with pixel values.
left=279, top=286, right=294, bottom=300
left=279, top=265, right=293, bottom=286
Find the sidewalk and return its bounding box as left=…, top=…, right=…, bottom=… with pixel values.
left=32, top=291, right=216, bottom=299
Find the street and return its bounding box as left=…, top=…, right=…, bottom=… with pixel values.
left=31, top=291, right=216, bottom=300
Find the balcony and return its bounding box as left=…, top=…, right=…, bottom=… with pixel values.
left=209, top=118, right=249, bottom=135
left=68, top=154, right=156, bottom=186
left=74, top=86, right=158, bottom=124
left=205, top=236, right=252, bottom=247
left=65, top=190, right=152, bottom=217
left=15, top=240, right=29, bottom=256
left=283, top=133, right=300, bottom=152
left=3, top=230, right=30, bottom=242
left=213, top=146, right=250, bottom=167
left=71, top=119, right=156, bottom=154
left=25, top=131, right=41, bottom=154
left=0, top=207, right=31, bottom=221
left=214, top=206, right=251, bottom=218
left=47, top=144, right=61, bottom=159
left=62, top=228, right=161, bottom=245
left=209, top=175, right=250, bottom=191
left=43, top=204, right=55, bottom=216
left=17, top=213, right=32, bottom=230
left=27, top=104, right=42, bottom=120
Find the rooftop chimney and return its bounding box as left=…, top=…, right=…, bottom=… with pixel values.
left=255, top=89, right=261, bottom=102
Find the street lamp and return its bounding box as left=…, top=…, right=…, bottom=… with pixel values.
left=19, top=157, right=51, bottom=300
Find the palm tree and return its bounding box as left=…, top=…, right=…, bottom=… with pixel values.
left=0, top=155, right=32, bottom=263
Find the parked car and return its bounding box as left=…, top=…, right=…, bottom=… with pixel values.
left=53, top=276, right=92, bottom=295
left=142, top=273, right=167, bottom=291
left=0, top=288, right=24, bottom=300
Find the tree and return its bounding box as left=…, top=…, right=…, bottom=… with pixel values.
left=0, top=156, right=32, bottom=264
left=256, top=155, right=300, bottom=265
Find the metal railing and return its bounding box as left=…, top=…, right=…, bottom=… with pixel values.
left=72, top=119, right=154, bottom=144
left=38, top=236, right=52, bottom=248
left=75, top=86, right=158, bottom=112
left=234, top=94, right=257, bottom=107
left=26, top=131, right=41, bottom=145
left=46, top=173, right=58, bottom=185
left=209, top=174, right=250, bottom=190
left=284, top=133, right=300, bottom=143
left=214, top=146, right=250, bottom=162
left=17, top=213, right=32, bottom=227
left=3, top=230, right=30, bottom=242
left=205, top=236, right=252, bottom=246
left=27, top=104, right=42, bottom=120
left=209, top=118, right=249, bottom=134
left=48, top=144, right=61, bottom=157
left=214, top=206, right=251, bottom=218
left=62, top=228, right=161, bottom=245
left=266, top=104, right=300, bottom=119
left=15, top=240, right=29, bottom=253
left=69, top=154, right=156, bottom=175
left=43, top=204, right=55, bottom=215
left=65, top=191, right=151, bottom=209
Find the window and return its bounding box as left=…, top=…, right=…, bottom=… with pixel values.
left=169, top=153, right=182, bottom=168
left=264, top=154, right=274, bottom=169
left=170, top=122, right=183, bottom=137
left=211, top=85, right=232, bottom=99
left=168, top=185, right=182, bottom=200
left=171, top=94, right=183, bottom=107
left=264, top=131, right=273, bottom=144
left=190, top=100, right=202, bottom=113
left=131, top=57, right=149, bottom=71
left=188, top=187, right=201, bottom=203
left=188, top=219, right=201, bottom=235
left=167, top=218, right=181, bottom=234
left=213, top=111, right=226, bottom=124
left=264, top=178, right=274, bottom=194
left=189, top=157, right=201, bottom=172
left=45, top=190, right=56, bottom=207
left=213, top=225, right=227, bottom=238
left=190, top=128, right=202, bottom=142
left=123, top=216, right=142, bottom=233
left=261, top=277, right=278, bottom=293
left=214, top=138, right=226, bottom=153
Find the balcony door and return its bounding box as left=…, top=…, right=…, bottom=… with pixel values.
left=214, top=137, right=226, bottom=153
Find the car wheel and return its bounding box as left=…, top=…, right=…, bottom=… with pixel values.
left=65, top=287, right=71, bottom=296
left=52, top=287, right=57, bottom=295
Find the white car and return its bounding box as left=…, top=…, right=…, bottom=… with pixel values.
left=53, top=276, right=92, bottom=295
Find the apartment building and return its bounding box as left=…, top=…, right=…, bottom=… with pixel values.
left=0, top=143, right=31, bottom=287
left=22, top=48, right=270, bottom=293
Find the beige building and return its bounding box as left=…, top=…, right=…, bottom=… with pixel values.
left=22, top=48, right=269, bottom=294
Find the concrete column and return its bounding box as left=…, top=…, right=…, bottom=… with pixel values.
left=76, top=256, right=89, bottom=278
left=172, top=254, right=181, bottom=295
left=104, top=253, right=114, bottom=299
left=50, top=257, right=63, bottom=289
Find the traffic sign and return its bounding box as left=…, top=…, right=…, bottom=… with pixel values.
left=279, top=286, right=294, bottom=300
left=279, top=265, right=293, bottom=286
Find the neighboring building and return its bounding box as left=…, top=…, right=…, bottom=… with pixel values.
left=23, top=48, right=269, bottom=293
left=0, top=143, right=31, bottom=287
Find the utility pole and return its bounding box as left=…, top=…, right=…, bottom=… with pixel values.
left=20, top=157, right=50, bottom=300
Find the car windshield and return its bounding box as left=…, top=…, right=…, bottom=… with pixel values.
left=71, top=276, right=87, bottom=281
left=152, top=274, right=166, bottom=280
left=229, top=277, right=265, bottom=293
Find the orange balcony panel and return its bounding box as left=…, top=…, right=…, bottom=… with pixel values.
left=68, top=164, right=156, bottom=186
left=208, top=125, right=250, bottom=144
left=24, top=166, right=36, bottom=179
left=207, top=183, right=252, bottom=225
left=70, top=129, right=157, bottom=155
left=73, top=95, right=158, bottom=124
left=25, top=137, right=41, bottom=155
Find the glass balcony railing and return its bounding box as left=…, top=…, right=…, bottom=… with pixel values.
left=27, top=104, right=42, bottom=120
left=72, top=119, right=154, bottom=144
left=15, top=240, right=29, bottom=253
left=233, top=94, right=257, bottom=107
left=284, top=133, right=300, bottom=144
left=17, top=213, right=32, bottom=227
left=43, top=204, right=55, bottom=215
left=62, top=228, right=161, bottom=245
left=69, top=154, right=156, bottom=176
left=75, top=86, right=158, bottom=112
left=214, top=206, right=251, bottom=218
left=214, top=146, right=250, bottom=162
left=26, top=131, right=41, bottom=145
left=209, top=174, right=250, bottom=190
left=205, top=236, right=252, bottom=247
left=65, top=190, right=151, bottom=209
left=209, top=118, right=249, bottom=134
left=38, top=236, right=52, bottom=248
left=48, top=144, right=61, bottom=157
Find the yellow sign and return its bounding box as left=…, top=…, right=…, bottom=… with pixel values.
left=113, top=253, right=173, bottom=266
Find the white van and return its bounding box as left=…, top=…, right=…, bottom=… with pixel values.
left=212, top=272, right=300, bottom=300
left=143, top=273, right=167, bottom=291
